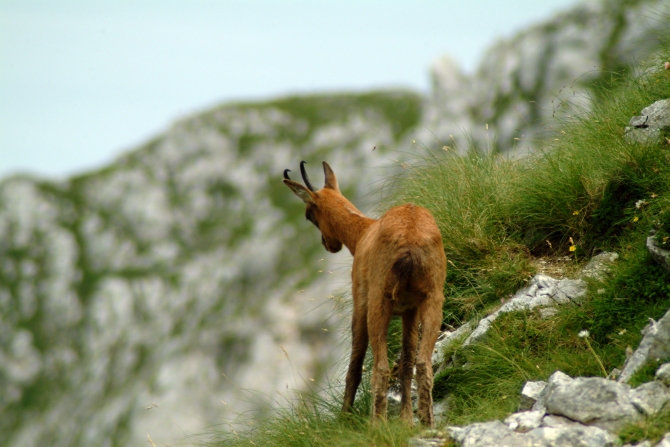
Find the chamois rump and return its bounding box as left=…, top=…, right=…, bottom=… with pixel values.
left=283, top=161, right=446, bottom=426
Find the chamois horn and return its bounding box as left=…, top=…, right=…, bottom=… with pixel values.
left=300, top=161, right=315, bottom=192
left=283, top=169, right=292, bottom=180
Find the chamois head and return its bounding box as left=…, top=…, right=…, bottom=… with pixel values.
left=283, top=161, right=344, bottom=253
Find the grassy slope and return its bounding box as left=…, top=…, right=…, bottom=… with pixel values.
left=206, top=50, right=670, bottom=446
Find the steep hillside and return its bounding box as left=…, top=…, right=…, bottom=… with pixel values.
left=210, top=20, right=670, bottom=447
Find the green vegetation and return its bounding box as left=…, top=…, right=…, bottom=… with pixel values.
left=619, top=405, right=670, bottom=445
left=388, top=46, right=670, bottom=428
left=203, top=389, right=418, bottom=447
left=207, top=46, right=670, bottom=446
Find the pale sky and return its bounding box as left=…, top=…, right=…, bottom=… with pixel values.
left=0, top=0, right=580, bottom=179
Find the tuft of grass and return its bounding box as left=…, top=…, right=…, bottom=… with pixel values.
left=388, top=148, right=536, bottom=324
left=619, top=405, right=670, bottom=445
left=628, top=358, right=670, bottom=387
left=203, top=387, right=419, bottom=447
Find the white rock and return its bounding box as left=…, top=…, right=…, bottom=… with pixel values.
left=505, top=410, right=544, bottom=433
left=432, top=323, right=473, bottom=365
left=657, top=432, right=670, bottom=447
left=541, top=376, right=639, bottom=431
left=657, top=363, right=670, bottom=386
left=629, top=380, right=670, bottom=416
left=526, top=425, right=619, bottom=447
left=407, top=437, right=446, bottom=447
left=447, top=421, right=533, bottom=447
left=519, top=381, right=547, bottom=411
left=540, top=414, right=586, bottom=429
left=448, top=418, right=618, bottom=447
left=462, top=276, right=585, bottom=348
left=581, top=252, right=619, bottom=280
left=647, top=233, right=670, bottom=273
left=621, top=441, right=652, bottom=447
left=533, top=371, right=573, bottom=413
left=619, top=307, right=670, bottom=383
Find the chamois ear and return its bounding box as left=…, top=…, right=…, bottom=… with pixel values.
left=322, top=162, right=340, bottom=193
left=283, top=179, right=316, bottom=204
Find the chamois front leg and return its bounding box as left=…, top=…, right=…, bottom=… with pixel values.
left=415, top=292, right=444, bottom=427
left=368, top=290, right=393, bottom=421
left=399, top=309, right=419, bottom=424
left=342, top=305, right=369, bottom=412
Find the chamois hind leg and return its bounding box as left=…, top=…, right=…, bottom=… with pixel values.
left=399, top=308, right=419, bottom=424
left=342, top=304, right=369, bottom=413
left=367, top=289, right=393, bottom=421
left=415, top=292, right=443, bottom=427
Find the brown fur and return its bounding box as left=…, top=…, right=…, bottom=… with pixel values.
left=283, top=161, right=446, bottom=426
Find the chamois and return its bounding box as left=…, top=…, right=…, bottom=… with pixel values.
left=283, top=161, right=446, bottom=426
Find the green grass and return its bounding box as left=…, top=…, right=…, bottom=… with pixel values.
left=205, top=43, right=670, bottom=447
left=619, top=405, right=670, bottom=445
left=384, top=46, right=670, bottom=430
left=201, top=388, right=420, bottom=447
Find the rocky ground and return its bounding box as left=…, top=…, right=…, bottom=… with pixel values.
left=407, top=245, right=670, bottom=447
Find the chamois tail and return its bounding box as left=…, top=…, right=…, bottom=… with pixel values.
left=386, top=248, right=420, bottom=301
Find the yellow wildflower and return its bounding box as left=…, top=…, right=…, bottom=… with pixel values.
left=633, top=216, right=639, bottom=222
left=569, top=245, right=577, bottom=252
left=572, top=210, right=579, bottom=215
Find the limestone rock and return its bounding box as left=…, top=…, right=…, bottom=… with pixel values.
left=505, top=410, right=544, bottom=433
left=526, top=425, right=618, bottom=447
left=622, top=441, right=652, bottom=447
left=656, top=363, right=670, bottom=386
left=647, top=230, right=670, bottom=273
left=408, top=433, right=447, bottom=447
left=533, top=371, right=573, bottom=413
left=540, top=375, right=640, bottom=431
left=433, top=400, right=448, bottom=419
left=519, top=381, right=547, bottom=411
left=431, top=322, right=473, bottom=366
left=609, top=368, right=622, bottom=381
left=657, top=433, right=670, bottom=447
left=629, top=380, right=670, bottom=416
left=540, top=414, right=586, bottom=429
left=629, top=115, right=649, bottom=127
left=447, top=421, right=534, bottom=447
left=447, top=419, right=618, bottom=447
left=619, top=307, right=670, bottom=383
left=624, top=99, right=670, bottom=145
left=463, top=275, right=585, bottom=347
left=581, top=252, right=619, bottom=280
left=387, top=376, right=417, bottom=415
left=407, top=440, right=444, bottom=447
